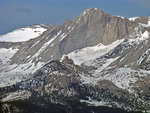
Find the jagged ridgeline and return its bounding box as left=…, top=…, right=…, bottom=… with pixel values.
left=0, top=8, right=150, bottom=113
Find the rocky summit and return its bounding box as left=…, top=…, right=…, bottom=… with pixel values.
left=0, top=8, right=150, bottom=113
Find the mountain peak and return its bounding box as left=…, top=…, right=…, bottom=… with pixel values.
left=84, top=8, right=102, bottom=12
left=1, top=6, right=150, bottom=113
left=81, top=8, right=103, bottom=17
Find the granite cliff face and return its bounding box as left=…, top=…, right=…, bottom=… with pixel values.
left=7, top=8, right=136, bottom=64
left=0, top=8, right=150, bottom=113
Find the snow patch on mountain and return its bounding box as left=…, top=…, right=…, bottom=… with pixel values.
left=129, top=17, right=139, bottom=21
left=139, top=18, right=150, bottom=27
left=138, top=48, right=150, bottom=65
left=0, top=30, right=64, bottom=88
left=93, top=57, right=119, bottom=76
left=33, top=31, right=61, bottom=58
left=80, top=67, right=150, bottom=93
left=0, top=48, right=18, bottom=65
left=1, top=90, right=31, bottom=102
left=128, top=27, right=149, bottom=44
left=80, top=97, right=123, bottom=108
left=80, top=74, right=101, bottom=85
left=80, top=97, right=109, bottom=106
left=101, top=68, right=150, bottom=93
left=129, top=17, right=150, bottom=27
left=66, top=39, right=124, bottom=65
left=0, top=25, right=47, bottom=42
left=116, top=15, right=125, bottom=19
left=0, top=61, right=45, bottom=87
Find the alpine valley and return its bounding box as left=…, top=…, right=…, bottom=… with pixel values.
left=0, top=8, right=150, bottom=113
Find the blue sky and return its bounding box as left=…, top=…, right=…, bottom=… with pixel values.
left=0, top=0, right=150, bottom=35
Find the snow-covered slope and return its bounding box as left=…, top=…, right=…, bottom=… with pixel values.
left=0, top=25, right=47, bottom=42
left=1, top=90, right=31, bottom=102
left=0, top=24, right=50, bottom=87
left=62, top=24, right=150, bottom=94
left=66, top=39, right=124, bottom=65
left=0, top=48, right=18, bottom=65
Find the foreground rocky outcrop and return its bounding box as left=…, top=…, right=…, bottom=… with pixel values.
left=0, top=57, right=149, bottom=112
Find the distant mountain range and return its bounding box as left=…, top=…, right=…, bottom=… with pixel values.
left=0, top=8, right=150, bottom=113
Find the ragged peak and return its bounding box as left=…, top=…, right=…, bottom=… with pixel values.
left=80, top=8, right=104, bottom=17
left=84, top=8, right=103, bottom=13
left=60, top=19, right=72, bottom=26
left=62, top=56, right=74, bottom=65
